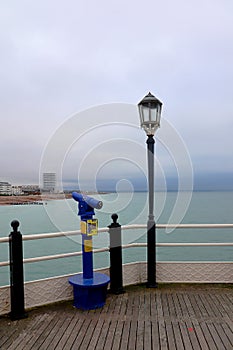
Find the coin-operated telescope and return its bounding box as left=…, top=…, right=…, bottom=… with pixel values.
left=72, top=192, right=103, bottom=220
left=69, top=192, right=110, bottom=310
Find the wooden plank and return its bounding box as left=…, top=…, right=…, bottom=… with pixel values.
left=118, top=293, right=128, bottom=318
left=118, top=320, right=130, bottom=349
left=71, top=318, right=93, bottom=349
left=171, top=292, right=184, bottom=318
left=171, top=321, right=185, bottom=350
left=158, top=321, right=168, bottom=350
left=144, top=320, right=152, bottom=350
left=165, top=321, right=176, bottom=350
left=190, top=323, right=210, bottom=350
left=213, top=293, right=233, bottom=320
left=55, top=315, right=83, bottom=349
left=199, top=323, right=218, bottom=350
left=138, top=292, right=145, bottom=320
left=128, top=321, right=137, bottom=350
left=156, top=291, right=169, bottom=349
left=2, top=314, right=46, bottom=350
left=124, top=291, right=133, bottom=318
left=83, top=319, right=104, bottom=350
left=95, top=320, right=111, bottom=350
left=150, top=292, right=158, bottom=321
left=41, top=311, right=77, bottom=350
left=103, top=320, right=117, bottom=350
left=106, top=294, right=118, bottom=316
left=207, top=292, right=226, bottom=318
left=166, top=292, right=177, bottom=319
left=113, top=293, right=124, bottom=316
left=99, top=294, right=111, bottom=315
left=206, top=322, right=227, bottom=350
left=0, top=320, right=24, bottom=349
left=31, top=311, right=63, bottom=349
left=144, top=291, right=151, bottom=320
left=213, top=323, right=233, bottom=350
left=161, top=293, right=170, bottom=318
left=201, top=293, right=220, bottom=318
left=176, top=293, right=190, bottom=318
left=179, top=320, right=194, bottom=350
left=7, top=313, right=55, bottom=350
left=136, top=320, right=144, bottom=350
left=151, top=321, right=160, bottom=350
left=185, top=320, right=202, bottom=350
left=156, top=292, right=164, bottom=319
left=111, top=320, right=124, bottom=350
left=48, top=313, right=75, bottom=350
left=182, top=294, right=198, bottom=318
left=221, top=323, right=233, bottom=346
left=61, top=319, right=86, bottom=350
left=0, top=320, right=27, bottom=349
left=132, top=291, right=140, bottom=319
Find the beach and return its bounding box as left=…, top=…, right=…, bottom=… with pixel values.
left=0, top=193, right=72, bottom=205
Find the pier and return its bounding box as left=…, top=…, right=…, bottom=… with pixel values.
left=0, top=221, right=232, bottom=348
left=0, top=283, right=232, bottom=349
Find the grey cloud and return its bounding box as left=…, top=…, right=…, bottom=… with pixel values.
left=0, top=0, right=233, bottom=186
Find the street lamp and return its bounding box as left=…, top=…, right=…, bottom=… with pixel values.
left=138, top=92, right=162, bottom=287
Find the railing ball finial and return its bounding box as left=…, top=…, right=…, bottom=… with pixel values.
left=11, top=220, right=20, bottom=233
left=111, top=214, right=118, bottom=224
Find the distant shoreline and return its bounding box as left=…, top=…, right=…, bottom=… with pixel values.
left=1, top=189, right=232, bottom=206
left=0, top=192, right=109, bottom=206
left=0, top=194, right=73, bottom=206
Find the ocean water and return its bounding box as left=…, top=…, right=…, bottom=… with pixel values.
left=0, top=191, right=232, bottom=286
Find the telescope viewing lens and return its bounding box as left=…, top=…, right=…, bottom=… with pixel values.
left=72, top=192, right=103, bottom=210
left=96, top=201, right=103, bottom=209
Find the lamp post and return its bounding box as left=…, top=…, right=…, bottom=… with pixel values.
left=138, top=92, right=162, bottom=287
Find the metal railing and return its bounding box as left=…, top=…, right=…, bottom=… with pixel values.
left=1, top=223, right=233, bottom=268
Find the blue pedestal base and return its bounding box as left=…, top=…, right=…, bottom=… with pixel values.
left=69, top=272, right=110, bottom=310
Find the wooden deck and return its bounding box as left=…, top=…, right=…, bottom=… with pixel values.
left=0, top=284, right=232, bottom=349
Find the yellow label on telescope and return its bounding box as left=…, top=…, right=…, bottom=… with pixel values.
left=84, top=239, right=92, bottom=252
left=87, top=219, right=98, bottom=236
left=80, top=221, right=87, bottom=234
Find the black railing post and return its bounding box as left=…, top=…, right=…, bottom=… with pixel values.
left=9, top=220, right=27, bottom=320
left=108, top=214, right=124, bottom=294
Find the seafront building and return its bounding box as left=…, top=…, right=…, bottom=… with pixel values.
left=21, top=185, right=40, bottom=194
left=11, top=185, right=24, bottom=195
left=0, top=181, right=40, bottom=196
left=0, top=181, right=12, bottom=195
left=42, top=172, right=57, bottom=193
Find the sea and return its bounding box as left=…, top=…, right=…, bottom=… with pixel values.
left=0, top=191, right=232, bottom=287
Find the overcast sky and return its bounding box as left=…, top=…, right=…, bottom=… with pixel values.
left=1, top=0, right=233, bottom=189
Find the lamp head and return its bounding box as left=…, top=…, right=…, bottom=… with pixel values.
left=138, top=92, right=162, bottom=136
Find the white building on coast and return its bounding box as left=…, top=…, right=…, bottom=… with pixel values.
left=42, top=173, right=57, bottom=193
left=0, top=181, right=12, bottom=195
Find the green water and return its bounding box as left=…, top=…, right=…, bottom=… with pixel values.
left=0, top=192, right=232, bottom=286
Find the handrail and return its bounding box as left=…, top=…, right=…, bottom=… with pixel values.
left=0, top=247, right=109, bottom=267
left=0, top=228, right=111, bottom=243
left=0, top=230, right=82, bottom=243
left=1, top=223, right=233, bottom=243
left=0, top=223, right=232, bottom=268
left=0, top=240, right=232, bottom=267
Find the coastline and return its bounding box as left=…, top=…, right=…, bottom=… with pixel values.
left=0, top=192, right=108, bottom=206
left=0, top=194, right=72, bottom=206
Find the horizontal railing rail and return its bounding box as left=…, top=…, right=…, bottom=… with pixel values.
left=1, top=223, right=233, bottom=243
left=0, top=223, right=233, bottom=268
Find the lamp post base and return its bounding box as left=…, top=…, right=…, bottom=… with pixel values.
left=147, top=219, right=157, bottom=287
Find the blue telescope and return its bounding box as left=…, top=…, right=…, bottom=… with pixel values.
left=72, top=192, right=103, bottom=210
left=69, top=191, right=110, bottom=309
